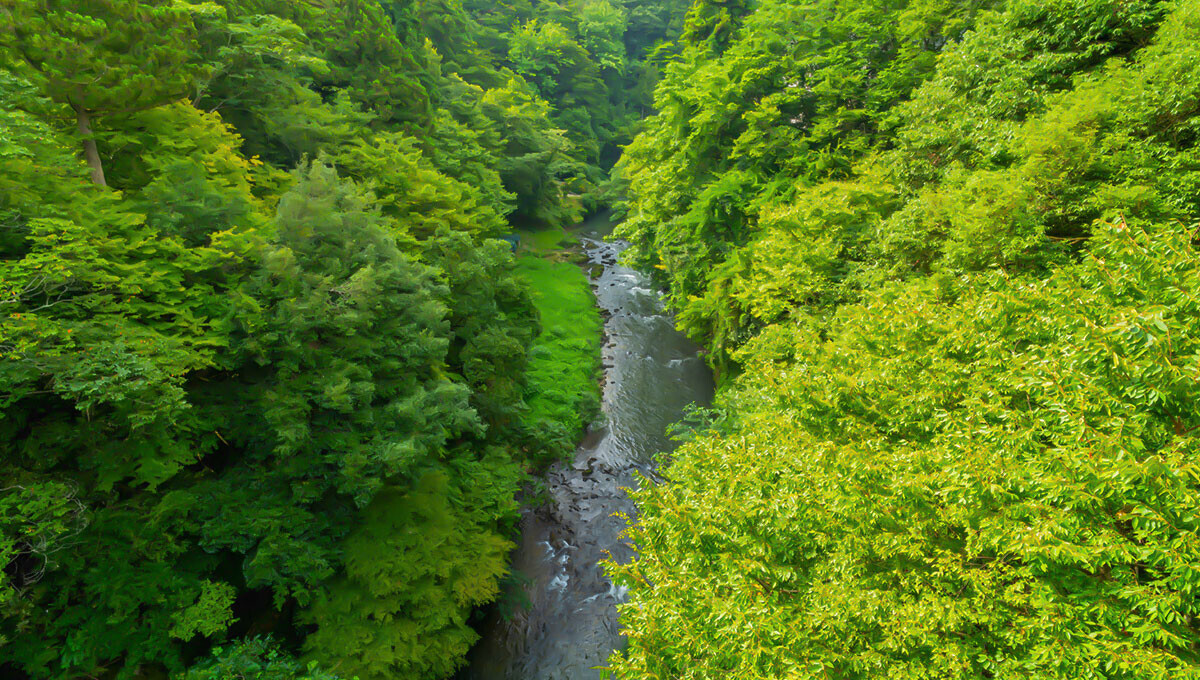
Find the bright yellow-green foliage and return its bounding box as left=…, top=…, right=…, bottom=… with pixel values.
left=612, top=0, right=1200, bottom=677
left=516, top=254, right=603, bottom=463
left=615, top=220, right=1200, bottom=679
left=617, top=0, right=1183, bottom=375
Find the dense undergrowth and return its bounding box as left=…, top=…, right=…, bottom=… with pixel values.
left=0, top=0, right=686, bottom=678
left=517, top=251, right=604, bottom=465
left=611, top=0, right=1200, bottom=677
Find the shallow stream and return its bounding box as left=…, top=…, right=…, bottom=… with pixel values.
left=460, top=216, right=714, bottom=680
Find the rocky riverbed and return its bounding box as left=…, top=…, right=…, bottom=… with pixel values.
left=459, top=220, right=715, bottom=680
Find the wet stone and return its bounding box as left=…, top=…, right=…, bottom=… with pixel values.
left=459, top=216, right=714, bottom=680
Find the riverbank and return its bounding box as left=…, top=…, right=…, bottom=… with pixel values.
left=514, top=222, right=604, bottom=466
left=462, top=218, right=715, bottom=680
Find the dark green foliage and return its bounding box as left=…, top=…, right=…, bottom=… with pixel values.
left=243, top=162, right=474, bottom=504
left=302, top=470, right=517, bottom=680
left=0, top=0, right=691, bottom=674
left=180, top=637, right=343, bottom=680
left=422, top=229, right=538, bottom=428
left=407, top=0, right=694, bottom=221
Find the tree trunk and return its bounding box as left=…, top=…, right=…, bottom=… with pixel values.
left=74, top=107, right=107, bottom=186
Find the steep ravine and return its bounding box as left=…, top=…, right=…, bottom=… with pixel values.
left=460, top=216, right=715, bottom=680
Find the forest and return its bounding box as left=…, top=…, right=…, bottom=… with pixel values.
left=4, top=0, right=1200, bottom=678
left=611, top=0, right=1200, bottom=678
left=0, top=0, right=685, bottom=678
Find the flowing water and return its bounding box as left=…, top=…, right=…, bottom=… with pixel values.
left=460, top=215, right=715, bottom=680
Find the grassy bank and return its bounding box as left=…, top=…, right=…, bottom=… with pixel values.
left=515, top=229, right=603, bottom=465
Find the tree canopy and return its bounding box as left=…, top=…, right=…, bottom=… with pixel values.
left=611, top=0, right=1200, bottom=677
left=0, top=0, right=689, bottom=677
left=7, top=0, right=1199, bottom=677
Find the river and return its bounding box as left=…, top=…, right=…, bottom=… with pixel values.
left=459, top=215, right=715, bottom=680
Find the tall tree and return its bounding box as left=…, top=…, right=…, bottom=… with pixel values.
left=0, top=0, right=207, bottom=185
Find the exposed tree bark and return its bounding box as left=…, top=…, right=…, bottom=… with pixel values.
left=74, top=106, right=107, bottom=186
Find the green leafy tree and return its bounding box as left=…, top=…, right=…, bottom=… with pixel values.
left=302, top=472, right=514, bottom=680
left=180, top=637, right=344, bottom=680
left=0, top=0, right=208, bottom=185
left=0, top=0, right=686, bottom=675
left=612, top=0, right=1200, bottom=677
left=240, top=161, right=476, bottom=505
left=613, top=219, right=1200, bottom=680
